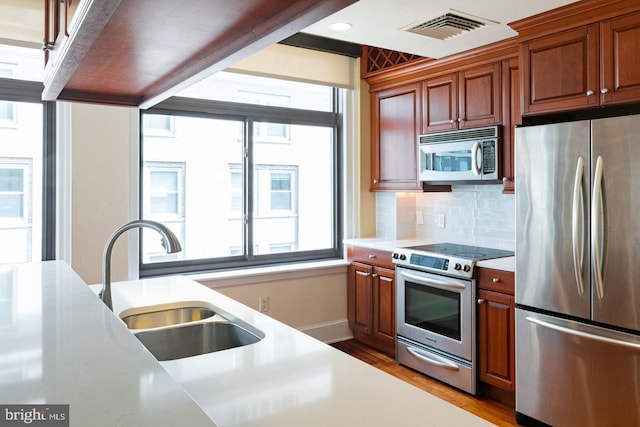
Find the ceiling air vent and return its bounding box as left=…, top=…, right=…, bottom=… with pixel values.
left=405, top=11, right=489, bottom=40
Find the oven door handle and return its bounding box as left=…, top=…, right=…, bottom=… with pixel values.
left=400, top=271, right=466, bottom=291
left=406, top=347, right=460, bottom=371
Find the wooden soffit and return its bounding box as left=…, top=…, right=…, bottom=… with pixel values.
left=43, top=0, right=356, bottom=108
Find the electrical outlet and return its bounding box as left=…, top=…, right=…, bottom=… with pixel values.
left=259, top=296, right=269, bottom=313
left=436, top=214, right=446, bottom=228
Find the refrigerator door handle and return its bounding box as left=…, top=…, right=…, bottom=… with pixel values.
left=526, top=316, right=640, bottom=351
left=591, top=155, right=605, bottom=300
left=572, top=156, right=585, bottom=296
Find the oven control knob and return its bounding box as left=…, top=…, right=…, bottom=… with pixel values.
left=454, top=263, right=462, bottom=270
left=392, top=252, right=399, bottom=259
left=399, top=254, right=407, bottom=260
left=463, top=265, right=471, bottom=272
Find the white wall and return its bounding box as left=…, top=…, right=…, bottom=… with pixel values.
left=67, top=102, right=137, bottom=285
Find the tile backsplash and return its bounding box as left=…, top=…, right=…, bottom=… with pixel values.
left=376, top=185, right=515, bottom=250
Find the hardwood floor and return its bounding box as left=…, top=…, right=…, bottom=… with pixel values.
left=331, top=339, right=518, bottom=427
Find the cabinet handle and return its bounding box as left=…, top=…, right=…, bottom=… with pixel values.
left=368, top=254, right=376, bottom=259
left=492, top=277, right=500, bottom=284
left=586, top=90, right=595, bottom=96
left=373, top=179, right=377, bottom=184
left=600, top=88, right=610, bottom=94
left=449, top=119, right=454, bottom=124
left=457, top=118, right=463, bottom=123
left=372, top=274, right=378, bottom=278
left=42, top=39, right=54, bottom=51
left=478, top=299, right=485, bottom=304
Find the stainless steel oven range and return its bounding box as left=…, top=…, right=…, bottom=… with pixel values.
left=392, top=243, right=513, bottom=395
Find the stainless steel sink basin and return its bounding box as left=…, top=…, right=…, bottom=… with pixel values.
left=134, top=321, right=262, bottom=361
left=120, top=302, right=216, bottom=329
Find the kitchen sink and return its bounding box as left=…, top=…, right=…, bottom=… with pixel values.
left=120, top=302, right=217, bottom=329
left=134, top=321, right=262, bottom=361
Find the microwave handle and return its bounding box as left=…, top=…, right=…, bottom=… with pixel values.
left=471, top=142, right=481, bottom=175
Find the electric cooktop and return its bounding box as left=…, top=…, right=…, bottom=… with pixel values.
left=403, top=243, right=514, bottom=261
left=392, top=242, right=514, bottom=279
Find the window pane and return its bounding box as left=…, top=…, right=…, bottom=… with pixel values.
left=0, top=102, right=41, bottom=264
left=178, top=71, right=333, bottom=112
left=253, top=124, right=333, bottom=255
left=150, top=170, right=178, bottom=214
left=0, top=45, right=43, bottom=82
left=142, top=116, right=244, bottom=262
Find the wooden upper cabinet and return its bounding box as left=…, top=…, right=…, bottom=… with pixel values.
left=422, top=73, right=458, bottom=133
left=422, top=63, right=502, bottom=133
left=521, top=25, right=599, bottom=114
left=422, top=63, right=501, bottom=133
left=371, top=83, right=423, bottom=191
left=601, top=11, right=640, bottom=105
left=459, top=63, right=502, bottom=129
left=501, top=57, right=520, bottom=194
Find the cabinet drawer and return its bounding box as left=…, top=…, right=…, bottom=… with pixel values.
left=477, top=267, right=514, bottom=294
left=346, top=246, right=394, bottom=270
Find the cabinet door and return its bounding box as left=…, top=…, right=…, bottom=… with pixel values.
left=601, top=11, right=640, bottom=105
left=422, top=73, right=458, bottom=132
left=348, top=262, right=373, bottom=335
left=478, top=289, right=515, bottom=392
left=501, top=57, right=520, bottom=194
left=459, top=63, right=501, bottom=128
left=372, top=267, right=395, bottom=352
left=371, top=84, right=423, bottom=191
left=522, top=25, right=599, bottom=114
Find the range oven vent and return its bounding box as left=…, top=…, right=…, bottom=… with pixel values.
left=405, top=11, right=489, bottom=40
left=419, top=126, right=500, bottom=144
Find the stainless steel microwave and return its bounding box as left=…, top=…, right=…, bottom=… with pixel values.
left=418, top=126, right=502, bottom=184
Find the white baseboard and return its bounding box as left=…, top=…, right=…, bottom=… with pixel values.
left=298, top=319, right=353, bottom=344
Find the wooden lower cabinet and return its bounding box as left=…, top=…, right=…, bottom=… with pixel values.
left=347, top=247, right=396, bottom=357
left=477, top=268, right=515, bottom=398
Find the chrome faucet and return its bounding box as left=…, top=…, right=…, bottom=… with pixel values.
left=99, top=219, right=182, bottom=310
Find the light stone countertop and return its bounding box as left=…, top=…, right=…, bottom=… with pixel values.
left=344, top=237, right=515, bottom=272
left=105, top=273, right=496, bottom=427
left=0, top=260, right=496, bottom=427
left=0, top=261, right=491, bottom=427
left=0, top=261, right=215, bottom=427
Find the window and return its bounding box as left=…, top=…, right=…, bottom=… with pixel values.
left=0, top=166, right=27, bottom=218
left=140, top=73, right=342, bottom=276
left=0, top=68, right=16, bottom=126
left=0, top=44, right=54, bottom=265
left=270, top=171, right=292, bottom=211
left=142, top=163, right=185, bottom=262
left=143, top=114, right=175, bottom=136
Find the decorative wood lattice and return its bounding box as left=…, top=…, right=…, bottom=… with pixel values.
left=363, top=46, right=424, bottom=76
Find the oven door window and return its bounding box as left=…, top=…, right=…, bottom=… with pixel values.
left=405, top=281, right=461, bottom=341
left=425, top=149, right=472, bottom=173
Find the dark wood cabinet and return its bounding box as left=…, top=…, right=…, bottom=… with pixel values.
left=601, top=11, right=640, bottom=105
left=422, top=73, right=458, bottom=133
left=422, top=63, right=501, bottom=133
left=521, top=25, right=599, bottom=114
left=477, top=268, right=515, bottom=394
left=347, top=246, right=396, bottom=356
left=501, top=57, right=520, bottom=194
left=521, top=10, right=640, bottom=115
left=371, top=83, right=423, bottom=191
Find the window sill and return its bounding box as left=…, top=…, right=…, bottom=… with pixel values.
left=188, top=259, right=349, bottom=288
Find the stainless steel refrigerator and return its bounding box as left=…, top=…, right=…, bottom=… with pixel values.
left=515, top=115, right=640, bottom=427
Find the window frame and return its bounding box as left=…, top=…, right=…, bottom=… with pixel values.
left=139, top=90, right=343, bottom=277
